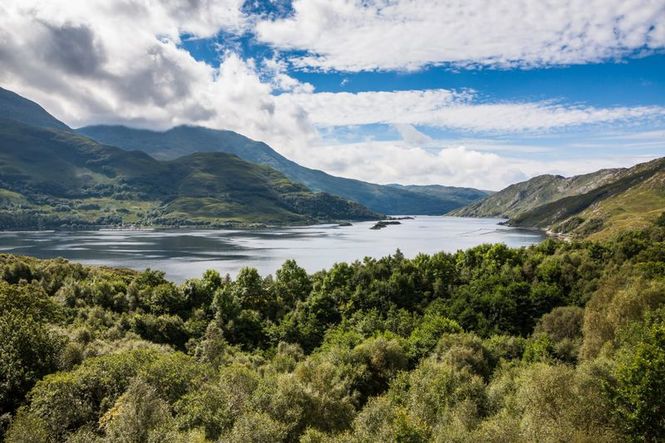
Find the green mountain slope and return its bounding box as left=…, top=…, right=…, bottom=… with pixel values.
left=0, top=87, right=70, bottom=131
left=452, top=157, right=665, bottom=239
left=0, top=117, right=378, bottom=229
left=78, top=125, right=488, bottom=214
left=449, top=169, right=623, bottom=219
left=509, top=157, right=665, bottom=238
left=388, top=183, right=493, bottom=208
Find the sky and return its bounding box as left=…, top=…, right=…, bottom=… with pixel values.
left=0, top=0, right=664, bottom=190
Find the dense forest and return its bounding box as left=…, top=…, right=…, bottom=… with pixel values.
left=1, top=214, right=665, bottom=442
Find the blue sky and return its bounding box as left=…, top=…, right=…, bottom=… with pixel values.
left=1, top=0, right=664, bottom=189
left=178, top=18, right=665, bottom=187
left=183, top=32, right=665, bottom=106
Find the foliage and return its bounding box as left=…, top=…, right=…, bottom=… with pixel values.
left=608, top=317, right=665, bottom=440
left=1, top=221, right=665, bottom=441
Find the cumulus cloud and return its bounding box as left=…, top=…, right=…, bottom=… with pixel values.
left=0, top=0, right=318, bottom=149
left=298, top=139, right=658, bottom=190
left=0, top=0, right=663, bottom=190
left=255, top=0, right=665, bottom=71
left=303, top=142, right=516, bottom=189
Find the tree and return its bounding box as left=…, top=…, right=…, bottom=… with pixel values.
left=535, top=306, right=584, bottom=343
left=407, top=314, right=462, bottom=361
left=226, top=412, right=287, bottom=443
left=100, top=377, right=173, bottom=443
left=0, top=282, right=62, bottom=416
left=350, top=396, right=427, bottom=443
left=274, top=260, right=311, bottom=314
left=351, top=335, right=409, bottom=402
left=609, top=320, right=665, bottom=441
left=654, top=211, right=665, bottom=228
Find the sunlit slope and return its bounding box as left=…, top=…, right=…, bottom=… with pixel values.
left=0, top=117, right=378, bottom=229
left=79, top=124, right=488, bottom=214
left=507, top=157, right=665, bottom=238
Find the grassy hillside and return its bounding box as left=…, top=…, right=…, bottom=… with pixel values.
left=573, top=169, right=665, bottom=239
left=78, top=125, right=488, bottom=214
left=0, top=87, right=70, bottom=131
left=510, top=157, right=665, bottom=238
left=449, top=168, right=623, bottom=218
left=0, top=119, right=378, bottom=229
left=451, top=157, right=665, bottom=239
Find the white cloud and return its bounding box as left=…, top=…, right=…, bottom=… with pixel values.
left=0, top=0, right=662, bottom=191
left=255, top=0, right=665, bottom=71
left=293, top=140, right=513, bottom=189
left=393, top=124, right=433, bottom=146
left=0, top=0, right=319, bottom=150
left=1, top=1, right=662, bottom=143
left=278, top=90, right=665, bottom=132
left=295, top=138, right=659, bottom=190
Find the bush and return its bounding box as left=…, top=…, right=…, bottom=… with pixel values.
left=99, top=377, right=173, bottom=442
left=609, top=319, right=665, bottom=440
left=407, top=314, right=462, bottom=360
left=226, top=412, right=288, bottom=443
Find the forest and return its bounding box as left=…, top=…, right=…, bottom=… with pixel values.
left=1, top=213, right=664, bottom=442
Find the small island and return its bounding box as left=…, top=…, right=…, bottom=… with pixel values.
left=370, top=220, right=402, bottom=230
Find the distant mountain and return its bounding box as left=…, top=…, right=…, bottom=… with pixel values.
left=388, top=184, right=493, bottom=208
left=451, top=158, right=665, bottom=238
left=449, top=169, right=623, bottom=219
left=78, top=125, right=488, bottom=214
left=0, top=87, right=70, bottom=131
left=0, top=90, right=379, bottom=229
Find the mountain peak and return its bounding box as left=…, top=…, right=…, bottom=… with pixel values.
left=0, top=87, right=70, bottom=131
left=78, top=124, right=489, bottom=214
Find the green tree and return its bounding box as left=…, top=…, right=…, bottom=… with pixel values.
left=274, top=260, right=311, bottom=314
left=609, top=320, right=665, bottom=441
left=100, top=377, right=173, bottom=443
left=226, top=412, right=287, bottom=443
left=407, top=314, right=462, bottom=361
left=0, top=282, right=62, bottom=416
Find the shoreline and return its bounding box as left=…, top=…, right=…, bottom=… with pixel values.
left=0, top=218, right=385, bottom=233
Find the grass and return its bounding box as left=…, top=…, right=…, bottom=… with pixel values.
left=509, top=158, right=665, bottom=239
left=579, top=171, right=665, bottom=240
left=0, top=188, right=28, bottom=205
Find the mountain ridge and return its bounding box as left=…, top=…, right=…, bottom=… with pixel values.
left=450, top=157, right=665, bottom=238
left=0, top=87, right=70, bottom=131
left=78, top=124, right=489, bottom=215
left=0, top=90, right=379, bottom=229
left=449, top=168, right=625, bottom=219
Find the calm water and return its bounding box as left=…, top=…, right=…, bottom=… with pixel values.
left=0, top=216, right=544, bottom=282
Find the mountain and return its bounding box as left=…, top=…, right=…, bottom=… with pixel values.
left=0, top=91, right=379, bottom=229
left=78, top=125, right=488, bottom=214
left=510, top=158, right=665, bottom=238
left=0, top=87, right=70, bottom=131
left=449, top=169, right=623, bottom=219
left=388, top=184, right=494, bottom=208
left=451, top=157, right=665, bottom=239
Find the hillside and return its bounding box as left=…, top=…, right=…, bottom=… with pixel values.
left=388, top=183, right=493, bottom=208
left=449, top=168, right=623, bottom=219
left=0, top=87, right=70, bottom=131
left=510, top=157, right=665, bottom=238
left=78, top=125, right=488, bottom=214
left=452, top=157, right=665, bottom=238
left=0, top=117, right=378, bottom=229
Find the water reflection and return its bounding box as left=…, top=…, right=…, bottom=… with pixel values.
left=0, top=216, right=544, bottom=282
